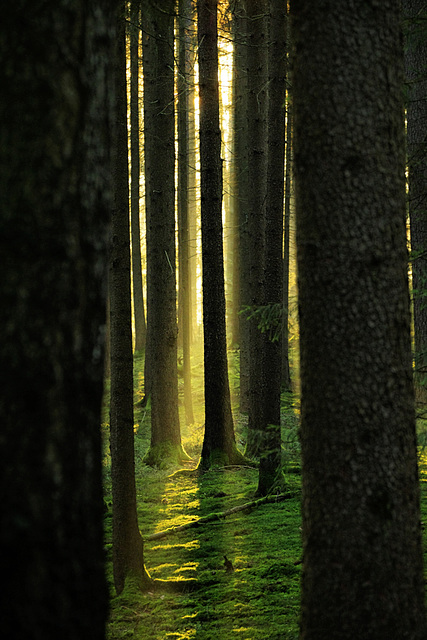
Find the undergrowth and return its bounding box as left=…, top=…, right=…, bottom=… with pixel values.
left=103, top=350, right=427, bottom=639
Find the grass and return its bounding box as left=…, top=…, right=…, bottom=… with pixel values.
left=103, top=350, right=427, bottom=639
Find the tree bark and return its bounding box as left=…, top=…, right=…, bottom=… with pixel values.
left=178, top=0, right=195, bottom=426
left=0, top=1, right=112, bottom=637
left=245, top=0, right=268, bottom=459
left=142, top=0, right=187, bottom=466
left=198, top=0, right=245, bottom=469
left=281, top=96, right=292, bottom=392
left=404, top=0, right=427, bottom=404
left=233, top=1, right=250, bottom=413
left=110, top=10, right=151, bottom=595
left=130, top=0, right=146, bottom=354
left=257, top=0, right=287, bottom=495
left=292, top=0, right=426, bottom=637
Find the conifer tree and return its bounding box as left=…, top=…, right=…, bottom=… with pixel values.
left=292, top=0, right=426, bottom=636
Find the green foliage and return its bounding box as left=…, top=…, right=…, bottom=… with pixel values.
left=240, top=303, right=284, bottom=342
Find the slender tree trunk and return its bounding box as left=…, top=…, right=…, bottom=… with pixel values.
left=110, top=11, right=151, bottom=595
left=282, top=96, right=292, bottom=392
left=233, top=1, right=250, bottom=413
left=198, top=0, right=245, bottom=469
left=178, top=0, right=195, bottom=426
left=142, top=0, right=188, bottom=466
left=404, top=0, right=427, bottom=404
left=130, top=0, right=146, bottom=354
left=257, top=0, right=287, bottom=495
left=245, top=0, right=268, bottom=459
left=0, top=2, right=113, bottom=637
left=292, top=1, right=426, bottom=637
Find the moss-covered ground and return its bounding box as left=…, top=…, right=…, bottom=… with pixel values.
left=104, top=352, right=427, bottom=639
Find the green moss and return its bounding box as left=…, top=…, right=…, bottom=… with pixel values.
left=106, top=464, right=302, bottom=639
left=143, top=442, right=192, bottom=469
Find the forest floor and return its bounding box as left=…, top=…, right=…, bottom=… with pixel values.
left=103, top=352, right=427, bottom=640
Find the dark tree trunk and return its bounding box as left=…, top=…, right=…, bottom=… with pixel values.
left=142, top=0, right=188, bottom=466
left=110, top=11, right=151, bottom=595
left=198, top=0, right=245, bottom=469
left=404, top=0, right=427, bottom=404
left=178, top=0, right=195, bottom=426
left=233, top=1, right=250, bottom=413
left=281, top=96, right=292, bottom=392
left=292, top=1, right=426, bottom=637
left=0, top=1, right=112, bottom=637
left=130, top=0, right=146, bottom=354
left=257, top=0, right=287, bottom=496
left=245, top=0, right=268, bottom=459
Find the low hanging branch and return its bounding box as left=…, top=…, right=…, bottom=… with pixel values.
left=144, top=491, right=296, bottom=542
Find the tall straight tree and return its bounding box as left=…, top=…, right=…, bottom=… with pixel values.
left=292, top=0, right=426, bottom=637
left=142, top=0, right=188, bottom=465
left=130, top=0, right=146, bottom=353
left=257, top=0, right=287, bottom=495
left=232, top=1, right=250, bottom=412
left=245, top=0, right=268, bottom=458
left=110, top=10, right=151, bottom=594
left=282, top=94, right=292, bottom=391
left=198, top=0, right=245, bottom=469
left=404, top=0, right=427, bottom=400
left=0, top=1, right=112, bottom=637
left=177, top=0, right=195, bottom=426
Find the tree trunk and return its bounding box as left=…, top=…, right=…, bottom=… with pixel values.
left=233, top=1, right=250, bottom=413
left=142, top=0, right=188, bottom=466
left=178, top=0, right=195, bottom=426
left=130, top=0, right=146, bottom=354
left=292, top=1, right=426, bottom=637
left=198, top=0, right=245, bottom=469
left=404, top=0, right=427, bottom=405
left=0, top=1, right=112, bottom=637
left=110, top=11, right=151, bottom=595
left=257, top=0, right=287, bottom=495
left=281, top=95, right=292, bottom=392
left=245, top=0, right=268, bottom=459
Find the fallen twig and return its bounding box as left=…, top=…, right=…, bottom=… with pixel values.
left=144, top=492, right=296, bottom=542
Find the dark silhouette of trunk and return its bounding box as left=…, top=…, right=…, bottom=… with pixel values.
left=198, top=0, right=246, bottom=469
left=227, top=26, right=240, bottom=348
left=281, top=96, right=292, bottom=392
left=245, top=0, right=268, bottom=459
left=404, top=0, right=427, bottom=404
left=142, top=0, right=188, bottom=466
left=130, top=0, right=146, bottom=353
left=234, top=1, right=250, bottom=413
left=292, top=1, right=426, bottom=637
left=178, top=0, right=195, bottom=425
left=0, top=1, right=112, bottom=636
left=110, top=11, right=151, bottom=595
left=257, top=0, right=287, bottom=496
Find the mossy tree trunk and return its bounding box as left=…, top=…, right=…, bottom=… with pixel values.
left=110, top=11, right=151, bottom=595
left=0, top=1, right=112, bottom=636
left=292, top=0, right=426, bottom=637
left=198, top=0, right=245, bottom=469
